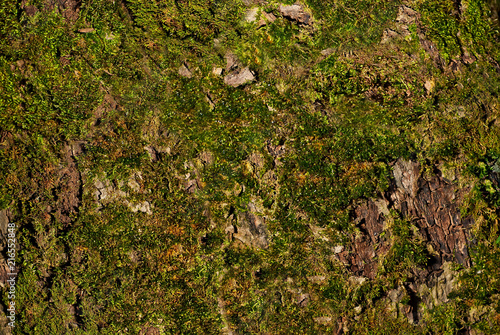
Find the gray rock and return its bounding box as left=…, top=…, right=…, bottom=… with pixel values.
left=245, top=7, right=276, bottom=27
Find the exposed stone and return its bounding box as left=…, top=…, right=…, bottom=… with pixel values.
left=248, top=152, right=265, bottom=171
left=385, top=286, right=406, bottom=318
left=206, top=93, right=215, bottom=109
left=128, top=250, right=141, bottom=264
left=144, top=145, right=170, bottom=162
left=388, top=287, right=405, bottom=303
left=184, top=178, right=199, bottom=194
left=333, top=245, right=344, bottom=254
left=225, top=53, right=238, bottom=72
left=199, top=151, right=214, bottom=165
left=129, top=201, right=152, bottom=215
left=348, top=276, right=367, bottom=287
left=95, top=179, right=124, bottom=203
left=266, top=140, right=286, bottom=159
left=262, top=169, right=278, bottom=187
left=128, top=172, right=142, bottom=192
left=222, top=52, right=256, bottom=87
left=462, top=48, right=477, bottom=65
left=141, top=114, right=178, bottom=162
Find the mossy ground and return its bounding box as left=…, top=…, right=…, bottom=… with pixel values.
left=1, top=0, right=500, bottom=333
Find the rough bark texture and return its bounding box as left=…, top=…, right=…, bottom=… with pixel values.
left=390, top=160, right=473, bottom=268
left=338, top=159, right=474, bottom=324
left=339, top=159, right=472, bottom=281
left=53, top=142, right=83, bottom=225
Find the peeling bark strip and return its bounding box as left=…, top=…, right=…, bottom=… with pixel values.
left=278, top=4, right=312, bottom=25
left=390, top=160, right=473, bottom=268
left=340, top=159, right=473, bottom=279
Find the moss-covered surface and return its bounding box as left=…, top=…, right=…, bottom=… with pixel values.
left=1, top=0, right=500, bottom=333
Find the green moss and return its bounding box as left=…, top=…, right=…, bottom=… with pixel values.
left=1, top=0, right=500, bottom=333
left=382, top=217, right=429, bottom=280
left=304, top=0, right=398, bottom=48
